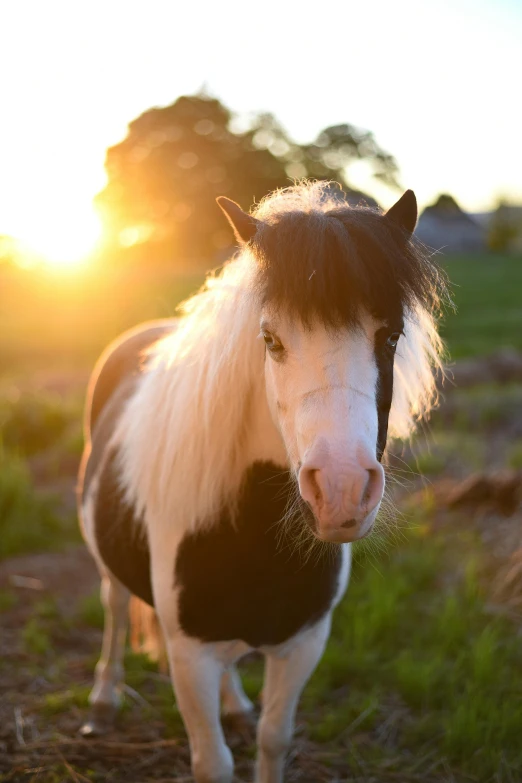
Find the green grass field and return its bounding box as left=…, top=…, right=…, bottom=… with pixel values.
left=442, top=253, right=522, bottom=358
left=1, top=252, right=522, bottom=781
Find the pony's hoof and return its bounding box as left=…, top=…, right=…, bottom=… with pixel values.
left=222, top=709, right=256, bottom=747
left=79, top=703, right=117, bottom=737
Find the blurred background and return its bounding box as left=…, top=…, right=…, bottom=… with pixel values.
left=1, top=1, right=522, bottom=781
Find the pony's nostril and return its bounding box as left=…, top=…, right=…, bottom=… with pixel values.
left=341, top=518, right=357, bottom=529
left=309, top=471, right=321, bottom=503
left=299, top=467, right=323, bottom=511
left=363, top=475, right=372, bottom=505
left=364, top=467, right=384, bottom=509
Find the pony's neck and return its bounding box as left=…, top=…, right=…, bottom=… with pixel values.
left=242, top=370, right=288, bottom=472
left=118, top=266, right=288, bottom=535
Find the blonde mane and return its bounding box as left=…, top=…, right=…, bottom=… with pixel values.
left=118, top=181, right=445, bottom=533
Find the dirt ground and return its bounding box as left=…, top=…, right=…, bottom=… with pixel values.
left=0, top=545, right=382, bottom=782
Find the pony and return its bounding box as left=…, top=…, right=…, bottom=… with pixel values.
left=78, top=181, right=445, bottom=783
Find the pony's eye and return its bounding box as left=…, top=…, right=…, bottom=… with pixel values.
left=262, top=330, right=284, bottom=357
left=386, top=332, right=402, bottom=350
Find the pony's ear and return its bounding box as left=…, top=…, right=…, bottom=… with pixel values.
left=385, top=189, right=417, bottom=236
left=216, top=196, right=260, bottom=244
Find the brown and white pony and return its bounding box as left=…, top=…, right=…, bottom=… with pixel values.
left=78, top=181, right=445, bottom=783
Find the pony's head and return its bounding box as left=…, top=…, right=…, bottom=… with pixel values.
left=218, top=183, right=445, bottom=544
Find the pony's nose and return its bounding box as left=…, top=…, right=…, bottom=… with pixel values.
left=298, top=462, right=384, bottom=536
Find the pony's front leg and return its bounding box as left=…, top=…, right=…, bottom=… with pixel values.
left=168, top=637, right=234, bottom=783
left=81, top=572, right=129, bottom=736
left=256, top=616, right=331, bottom=783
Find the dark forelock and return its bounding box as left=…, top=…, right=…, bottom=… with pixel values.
left=251, top=206, right=446, bottom=328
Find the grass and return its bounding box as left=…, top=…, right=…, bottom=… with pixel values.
left=21, top=617, right=52, bottom=655
left=76, top=589, right=104, bottom=629
left=0, top=442, right=77, bottom=559
left=42, top=686, right=91, bottom=716
left=406, top=430, right=485, bottom=476
left=0, top=588, right=18, bottom=611
left=0, top=380, right=82, bottom=559
left=438, top=383, right=522, bottom=431
left=33, top=596, right=60, bottom=620
left=442, top=253, right=522, bottom=358
left=302, top=527, right=522, bottom=779
left=507, top=439, right=522, bottom=469
left=0, top=386, right=83, bottom=457
left=20, top=598, right=62, bottom=656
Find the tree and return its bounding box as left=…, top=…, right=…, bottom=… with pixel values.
left=95, top=93, right=400, bottom=263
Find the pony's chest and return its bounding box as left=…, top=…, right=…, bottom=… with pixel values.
left=92, top=457, right=343, bottom=648
left=174, top=462, right=343, bottom=647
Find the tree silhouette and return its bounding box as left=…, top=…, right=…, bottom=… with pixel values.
left=95, top=94, right=400, bottom=263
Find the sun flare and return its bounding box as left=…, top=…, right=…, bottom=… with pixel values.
left=14, top=205, right=102, bottom=270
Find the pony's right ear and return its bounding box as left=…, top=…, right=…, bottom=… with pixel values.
left=384, top=190, right=418, bottom=236
left=216, top=197, right=260, bottom=244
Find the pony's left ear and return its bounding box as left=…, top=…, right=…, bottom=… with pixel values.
left=216, top=196, right=260, bottom=244
left=384, top=189, right=417, bottom=236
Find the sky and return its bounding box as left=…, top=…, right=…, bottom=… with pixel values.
left=0, top=0, right=521, bottom=262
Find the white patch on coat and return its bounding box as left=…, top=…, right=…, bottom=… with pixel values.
left=262, top=310, right=384, bottom=536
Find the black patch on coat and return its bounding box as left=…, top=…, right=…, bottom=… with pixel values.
left=175, top=462, right=342, bottom=647
left=374, top=326, right=402, bottom=460
left=94, top=446, right=154, bottom=607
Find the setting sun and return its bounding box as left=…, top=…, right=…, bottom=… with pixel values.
left=14, top=204, right=102, bottom=269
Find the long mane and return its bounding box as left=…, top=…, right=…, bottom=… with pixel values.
left=118, top=181, right=446, bottom=532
